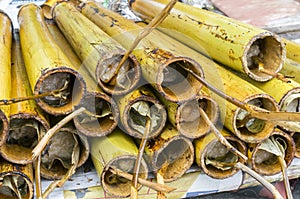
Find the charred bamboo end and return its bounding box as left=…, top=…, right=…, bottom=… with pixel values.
left=177, top=95, right=219, bottom=139
left=0, top=171, right=34, bottom=199
left=243, top=32, right=285, bottom=82
left=152, top=136, right=194, bottom=182
left=249, top=130, right=295, bottom=175
left=233, top=94, right=278, bottom=143
left=157, top=57, right=204, bottom=102
left=199, top=137, right=247, bottom=179
left=102, top=155, right=148, bottom=197
left=96, top=54, right=141, bottom=96
left=0, top=114, right=49, bottom=165
left=74, top=92, right=119, bottom=137
left=0, top=110, right=9, bottom=147
left=34, top=68, right=86, bottom=116
left=123, top=97, right=167, bottom=139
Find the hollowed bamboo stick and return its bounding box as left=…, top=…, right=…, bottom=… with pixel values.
left=18, top=3, right=86, bottom=115
left=130, top=0, right=285, bottom=82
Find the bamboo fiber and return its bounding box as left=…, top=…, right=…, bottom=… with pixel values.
left=80, top=2, right=279, bottom=143
left=90, top=127, right=148, bottom=197
left=45, top=20, right=119, bottom=137
left=156, top=90, right=219, bottom=139
left=117, top=85, right=167, bottom=139
left=143, top=123, right=194, bottom=182
left=52, top=2, right=141, bottom=96
left=79, top=1, right=204, bottom=102
left=0, top=11, right=12, bottom=146
left=247, top=129, right=295, bottom=175
left=194, top=128, right=247, bottom=179
left=0, top=158, right=34, bottom=199
left=18, top=4, right=86, bottom=116
left=130, top=0, right=285, bottom=82
left=0, top=31, right=50, bottom=165
left=40, top=122, right=89, bottom=180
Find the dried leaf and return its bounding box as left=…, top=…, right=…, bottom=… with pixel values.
left=258, top=136, right=286, bottom=158
left=0, top=175, right=27, bottom=199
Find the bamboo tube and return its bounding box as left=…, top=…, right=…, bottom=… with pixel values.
left=282, top=38, right=300, bottom=64
left=40, top=121, right=89, bottom=180
left=90, top=127, right=148, bottom=197
left=248, top=129, right=295, bottom=176
left=18, top=4, right=86, bottom=116
left=52, top=2, right=140, bottom=96
left=0, top=31, right=50, bottom=165
left=45, top=20, right=119, bottom=137
left=130, top=0, right=285, bottom=82
left=80, top=2, right=280, bottom=143
left=156, top=90, right=219, bottom=139
left=143, top=123, right=194, bottom=182
left=237, top=69, right=300, bottom=132
left=79, top=1, right=204, bottom=102
left=194, top=128, right=247, bottom=179
left=41, top=0, right=63, bottom=19
left=0, top=158, right=34, bottom=199
left=282, top=59, right=300, bottom=84
left=0, top=11, right=12, bottom=147
left=117, top=85, right=167, bottom=139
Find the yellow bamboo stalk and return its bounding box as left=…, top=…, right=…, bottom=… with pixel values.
left=80, top=2, right=279, bottom=143
left=40, top=123, right=89, bottom=180
left=0, top=31, right=50, bottom=165
left=79, top=1, right=204, bottom=102
left=41, top=0, right=63, bottom=19
left=0, top=11, right=12, bottom=147
left=0, top=158, right=34, bottom=199
left=45, top=20, right=119, bottom=137
left=143, top=123, right=194, bottom=182
left=282, top=38, right=300, bottom=64
left=156, top=90, right=219, bottom=139
left=52, top=2, right=141, bottom=95
left=248, top=129, right=295, bottom=176
left=194, top=128, right=247, bottom=179
left=282, top=59, right=300, bottom=84
left=130, top=0, right=285, bottom=82
left=117, top=85, right=167, bottom=139
left=18, top=3, right=86, bottom=116
left=90, top=127, right=148, bottom=197
left=239, top=70, right=300, bottom=132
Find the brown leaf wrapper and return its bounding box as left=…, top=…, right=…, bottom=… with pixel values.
left=18, top=3, right=86, bottom=115
left=248, top=129, right=295, bottom=175
left=194, top=128, right=247, bottom=179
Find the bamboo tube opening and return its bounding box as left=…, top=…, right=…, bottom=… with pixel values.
left=96, top=54, right=140, bottom=95
left=291, top=132, right=300, bottom=158
left=35, top=70, right=85, bottom=115
left=124, top=99, right=166, bottom=139
left=41, top=4, right=52, bottom=19
left=0, top=117, right=47, bottom=165
left=153, top=137, right=194, bottom=182
left=244, top=34, right=284, bottom=81
left=74, top=93, right=119, bottom=137
left=40, top=128, right=89, bottom=180
left=249, top=131, right=295, bottom=175
left=0, top=173, right=33, bottom=199
left=178, top=95, right=219, bottom=139
left=157, top=58, right=204, bottom=102
left=280, top=90, right=300, bottom=112
left=200, top=137, right=246, bottom=179
left=102, top=156, right=148, bottom=197
left=234, top=94, right=278, bottom=143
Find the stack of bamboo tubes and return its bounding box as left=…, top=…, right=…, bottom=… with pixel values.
left=1, top=0, right=300, bottom=198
